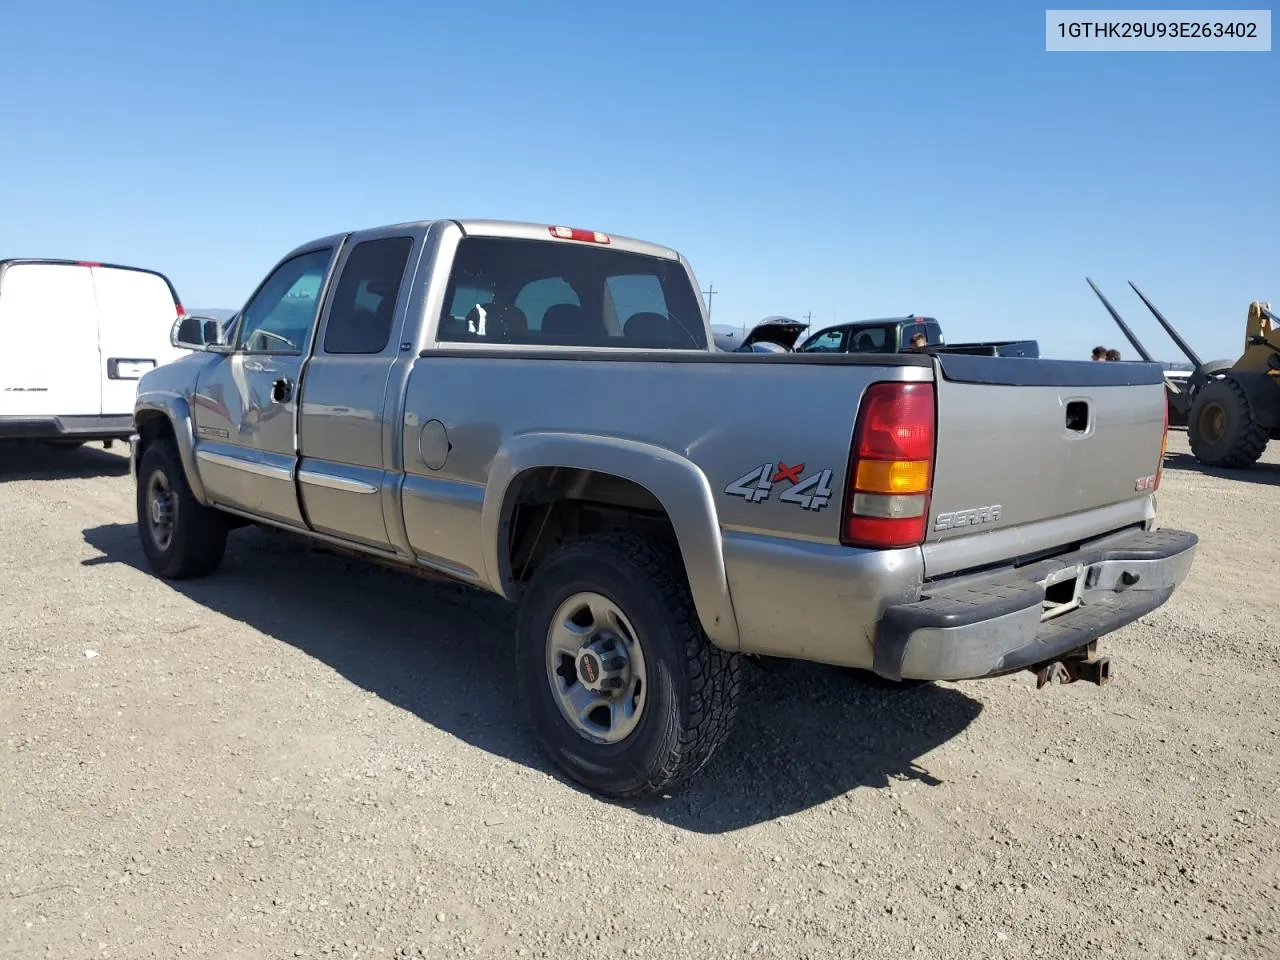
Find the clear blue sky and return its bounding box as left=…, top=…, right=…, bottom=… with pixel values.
left=1, top=0, right=1275, bottom=361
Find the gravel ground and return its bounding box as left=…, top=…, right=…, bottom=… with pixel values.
left=2, top=431, right=1277, bottom=960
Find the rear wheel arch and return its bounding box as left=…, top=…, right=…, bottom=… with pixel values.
left=481, top=436, right=741, bottom=651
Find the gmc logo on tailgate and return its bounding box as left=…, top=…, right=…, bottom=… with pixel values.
left=935, top=505, right=1003, bottom=531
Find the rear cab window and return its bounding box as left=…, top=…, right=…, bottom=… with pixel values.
left=438, top=237, right=707, bottom=349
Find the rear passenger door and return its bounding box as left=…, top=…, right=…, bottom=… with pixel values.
left=297, top=232, right=418, bottom=550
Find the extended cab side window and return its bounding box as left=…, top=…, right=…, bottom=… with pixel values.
left=323, top=237, right=414, bottom=355
left=237, top=248, right=333, bottom=354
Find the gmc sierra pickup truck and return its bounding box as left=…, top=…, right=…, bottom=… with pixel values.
left=130, top=218, right=1198, bottom=799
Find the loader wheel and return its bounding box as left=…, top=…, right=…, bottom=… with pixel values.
left=1188, top=376, right=1269, bottom=468
left=136, top=438, right=229, bottom=579
left=515, top=532, right=742, bottom=801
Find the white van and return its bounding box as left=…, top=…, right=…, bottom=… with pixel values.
left=0, top=258, right=189, bottom=448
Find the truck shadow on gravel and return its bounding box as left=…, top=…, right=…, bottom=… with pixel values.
left=81, top=521, right=984, bottom=834
left=0, top=442, right=130, bottom=482
left=1163, top=451, right=1280, bottom=487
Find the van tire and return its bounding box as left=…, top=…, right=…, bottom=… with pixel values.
left=136, top=438, right=228, bottom=579
left=515, top=532, right=742, bottom=800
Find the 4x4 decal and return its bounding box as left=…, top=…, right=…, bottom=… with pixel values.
left=723, top=461, right=834, bottom=511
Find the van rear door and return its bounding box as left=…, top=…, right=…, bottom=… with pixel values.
left=0, top=262, right=100, bottom=416
left=89, top=265, right=186, bottom=416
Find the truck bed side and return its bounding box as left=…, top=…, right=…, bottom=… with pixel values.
left=394, top=351, right=930, bottom=654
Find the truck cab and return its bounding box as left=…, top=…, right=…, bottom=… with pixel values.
left=795, top=315, right=1039, bottom=358
left=796, top=315, right=946, bottom=354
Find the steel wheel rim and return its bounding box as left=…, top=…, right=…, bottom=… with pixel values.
left=545, top=591, right=647, bottom=745
left=145, top=469, right=176, bottom=552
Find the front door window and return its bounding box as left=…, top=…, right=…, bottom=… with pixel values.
left=236, top=248, right=333, bottom=354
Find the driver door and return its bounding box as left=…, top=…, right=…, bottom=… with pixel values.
left=191, top=244, right=340, bottom=527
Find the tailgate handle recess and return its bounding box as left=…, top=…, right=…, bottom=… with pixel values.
left=1065, top=400, right=1090, bottom=433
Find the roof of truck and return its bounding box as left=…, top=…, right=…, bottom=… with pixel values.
left=296, top=219, right=684, bottom=263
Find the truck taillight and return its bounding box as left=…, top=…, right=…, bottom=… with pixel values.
left=840, top=382, right=936, bottom=549
left=1156, top=397, right=1169, bottom=489
left=548, top=225, right=611, bottom=244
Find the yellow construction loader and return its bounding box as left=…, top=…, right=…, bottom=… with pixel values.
left=1090, top=280, right=1279, bottom=469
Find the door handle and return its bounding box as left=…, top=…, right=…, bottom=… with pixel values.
left=271, top=377, right=294, bottom=404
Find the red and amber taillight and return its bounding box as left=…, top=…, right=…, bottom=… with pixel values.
left=840, top=382, right=937, bottom=549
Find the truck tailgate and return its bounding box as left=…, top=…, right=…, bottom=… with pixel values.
left=923, top=354, right=1168, bottom=579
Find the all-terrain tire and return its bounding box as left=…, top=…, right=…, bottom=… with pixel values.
left=136, top=438, right=229, bottom=579
left=1188, top=376, right=1269, bottom=468
left=515, top=532, right=742, bottom=800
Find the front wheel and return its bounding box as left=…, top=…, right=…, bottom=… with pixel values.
left=515, top=533, right=742, bottom=800
left=136, top=439, right=229, bottom=579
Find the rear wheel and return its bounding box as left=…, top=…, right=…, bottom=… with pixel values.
left=1188, top=376, right=1269, bottom=468
left=515, top=533, right=742, bottom=800
left=136, top=438, right=229, bottom=578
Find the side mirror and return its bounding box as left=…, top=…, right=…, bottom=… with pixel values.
left=171, top=314, right=232, bottom=352
left=171, top=314, right=204, bottom=349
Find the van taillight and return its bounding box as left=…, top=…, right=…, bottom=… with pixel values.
left=175, top=303, right=186, bottom=318
left=840, top=381, right=936, bottom=549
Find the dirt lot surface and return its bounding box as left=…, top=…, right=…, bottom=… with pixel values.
left=2, top=432, right=1278, bottom=960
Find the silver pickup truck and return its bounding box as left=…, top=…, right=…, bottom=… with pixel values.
left=129, top=219, right=1198, bottom=799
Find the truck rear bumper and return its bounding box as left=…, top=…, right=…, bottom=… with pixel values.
left=872, top=527, right=1198, bottom=682
left=0, top=414, right=135, bottom=441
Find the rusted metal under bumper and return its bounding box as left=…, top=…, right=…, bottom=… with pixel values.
left=871, top=527, right=1198, bottom=682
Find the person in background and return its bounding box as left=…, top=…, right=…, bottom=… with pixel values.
left=1092, top=346, right=1107, bottom=361
left=908, top=331, right=937, bottom=355
left=1105, top=348, right=1121, bottom=361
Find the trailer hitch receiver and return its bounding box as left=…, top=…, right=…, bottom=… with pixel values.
left=1033, top=643, right=1113, bottom=689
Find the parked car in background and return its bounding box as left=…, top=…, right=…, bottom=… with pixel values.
left=795, top=315, right=1040, bottom=358
left=713, top=316, right=809, bottom=352
left=0, top=258, right=188, bottom=449
left=716, top=314, right=1039, bottom=358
